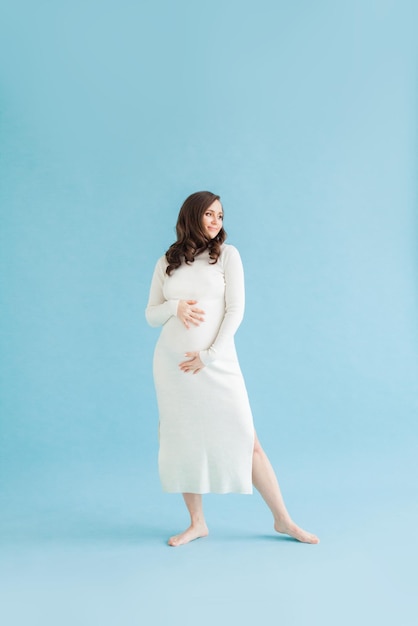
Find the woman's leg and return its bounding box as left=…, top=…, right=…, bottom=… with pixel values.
left=168, top=493, right=209, bottom=547
left=252, top=431, right=320, bottom=544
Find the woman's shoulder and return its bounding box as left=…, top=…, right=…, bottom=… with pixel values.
left=220, top=243, right=241, bottom=260
left=221, top=242, right=240, bottom=253
left=153, top=254, right=169, bottom=275
left=219, top=244, right=243, bottom=270
left=157, top=253, right=168, bottom=265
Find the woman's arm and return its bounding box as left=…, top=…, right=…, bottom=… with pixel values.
left=199, top=245, right=245, bottom=365
left=145, top=258, right=206, bottom=328
left=145, top=258, right=179, bottom=327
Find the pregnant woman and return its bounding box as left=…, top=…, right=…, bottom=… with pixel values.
left=145, top=191, right=319, bottom=547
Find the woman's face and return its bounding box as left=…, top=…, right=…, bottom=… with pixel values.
left=201, top=200, right=223, bottom=239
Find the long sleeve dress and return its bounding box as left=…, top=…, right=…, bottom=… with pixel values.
left=145, top=243, right=255, bottom=494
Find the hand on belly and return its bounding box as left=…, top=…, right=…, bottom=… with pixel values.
left=177, top=300, right=205, bottom=329
left=179, top=351, right=205, bottom=375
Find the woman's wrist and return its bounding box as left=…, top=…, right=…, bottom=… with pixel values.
left=199, top=349, right=215, bottom=366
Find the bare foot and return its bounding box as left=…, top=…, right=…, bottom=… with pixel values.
left=274, top=519, right=320, bottom=544
left=168, top=523, right=209, bottom=547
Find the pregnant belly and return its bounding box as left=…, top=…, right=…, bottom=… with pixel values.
left=158, top=299, right=224, bottom=356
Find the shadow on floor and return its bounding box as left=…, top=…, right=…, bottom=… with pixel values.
left=0, top=518, right=170, bottom=547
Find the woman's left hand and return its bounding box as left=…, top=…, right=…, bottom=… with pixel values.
left=179, top=352, right=205, bottom=375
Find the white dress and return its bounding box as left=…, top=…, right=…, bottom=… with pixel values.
left=145, top=244, right=254, bottom=494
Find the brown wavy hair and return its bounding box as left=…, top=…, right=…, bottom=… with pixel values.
left=165, top=191, right=227, bottom=275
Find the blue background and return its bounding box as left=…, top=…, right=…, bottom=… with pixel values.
left=1, top=1, right=417, bottom=624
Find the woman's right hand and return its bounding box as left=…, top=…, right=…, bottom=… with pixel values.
left=177, top=300, right=205, bottom=329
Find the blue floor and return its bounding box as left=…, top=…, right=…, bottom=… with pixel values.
left=1, top=447, right=417, bottom=626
